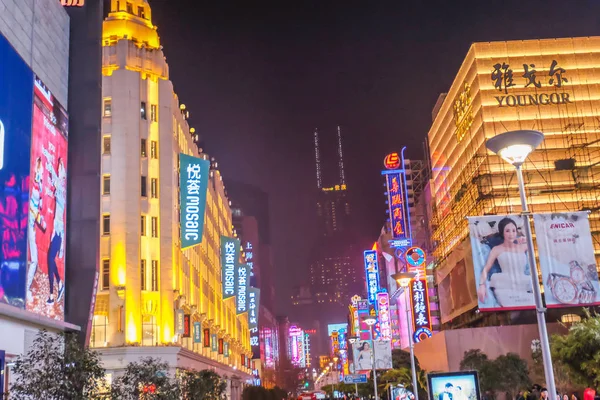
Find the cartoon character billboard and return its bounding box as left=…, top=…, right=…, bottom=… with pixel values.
left=25, top=77, right=68, bottom=320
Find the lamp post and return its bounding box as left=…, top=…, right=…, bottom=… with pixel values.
left=392, top=272, right=418, bottom=400
left=364, top=317, right=378, bottom=400
left=348, top=336, right=360, bottom=398
left=485, top=130, right=557, bottom=399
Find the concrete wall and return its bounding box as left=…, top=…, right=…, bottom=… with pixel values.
left=0, top=0, right=69, bottom=106
left=415, top=323, right=567, bottom=373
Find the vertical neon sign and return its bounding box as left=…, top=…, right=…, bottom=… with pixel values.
left=382, top=149, right=412, bottom=247
left=364, top=250, right=380, bottom=304
left=377, top=292, right=391, bottom=340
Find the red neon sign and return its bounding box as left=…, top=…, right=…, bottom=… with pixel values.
left=384, top=152, right=400, bottom=170
left=61, top=0, right=84, bottom=6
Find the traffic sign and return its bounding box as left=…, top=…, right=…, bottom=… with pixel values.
left=343, top=374, right=368, bottom=384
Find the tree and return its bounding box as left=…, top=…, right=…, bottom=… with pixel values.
left=180, top=369, right=227, bottom=400
left=391, top=349, right=427, bottom=399
left=111, top=357, right=180, bottom=400
left=9, top=330, right=107, bottom=400
left=551, top=310, right=600, bottom=390
left=493, top=353, right=531, bottom=399
left=459, top=349, right=497, bottom=393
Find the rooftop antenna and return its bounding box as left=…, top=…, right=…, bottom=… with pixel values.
left=337, top=125, right=346, bottom=185
left=314, top=128, right=322, bottom=189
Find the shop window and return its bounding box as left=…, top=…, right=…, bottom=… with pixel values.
left=91, top=315, right=108, bottom=347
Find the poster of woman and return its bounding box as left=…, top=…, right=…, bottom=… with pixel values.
left=352, top=340, right=373, bottom=371
left=533, top=211, right=600, bottom=308
left=467, top=215, right=535, bottom=311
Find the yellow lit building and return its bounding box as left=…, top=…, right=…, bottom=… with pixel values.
left=91, top=0, right=252, bottom=394
left=429, top=37, right=600, bottom=325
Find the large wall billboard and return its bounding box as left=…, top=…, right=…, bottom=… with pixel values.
left=0, top=33, right=34, bottom=310
left=221, top=236, right=239, bottom=300
left=25, top=77, right=68, bottom=320
left=179, top=153, right=210, bottom=249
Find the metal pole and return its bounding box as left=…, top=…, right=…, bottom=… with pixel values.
left=371, top=326, right=378, bottom=400
left=355, top=383, right=359, bottom=399
left=515, top=165, right=557, bottom=400
left=405, top=289, right=419, bottom=400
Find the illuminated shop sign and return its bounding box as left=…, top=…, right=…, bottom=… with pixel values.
left=180, top=153, right=210, bottom=249
left=289, top=326, right=304, bottom=367
left=221, top=236, right=239, bottom=299
left=453, top=82, right=474, bottom=143
left=405, top=247, right=426, bottom=279
left=304, top=332, right=311, bottom=367
left=203, top=329, right=210, bottom=347
left=385, top=171, right=409, bottom=242
left=364, top=250, right=380, bottom=304
left=236, top=264, right=249, bottom=314
left=211, top=334, right=218, bottom=352
left=224, top=341, right=229, bottom=357
left=218, top=338, right=224, bottom=355
left=249, top=287, right=260, bottom=358
left=183, top=314, right=191, bottom=338
left=410, top=279, right=432, bottom=333
left=491, top=60, right=571, bottom=107
left=193, top=322, right=202, bottom=343
left=60, top=0, right=84, bottom=5
left=245, top=241, right=254, bottom=277
left=264, top=328, right=274, bottom=368
left=175, top=309, right=185, bottom=335
left=384, top=152, right=400, bottom=170
left=377, top=292, right=391, bottom=340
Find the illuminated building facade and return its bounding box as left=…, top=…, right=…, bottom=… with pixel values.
left=92, top=0, right=252, bottom=393
left=429, top=37, right=600, bottom=327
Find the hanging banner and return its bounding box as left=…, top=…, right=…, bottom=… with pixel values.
left=183, top=314, right=191, bottom=338
left=376, top=292, right=391, bottom=340
left=218, top=338, right=224, bottom=355
left=236, top=264, right=250, bottom=314
left=203, top=328, right=210, bottom=347
left=468, top=215, right=535, bottom=311
left=175, top=309, right=185, bottom=335
left=352, top=340, right=373, bottom=371
left=533, top=212, right=600, bottom=307
left=410, top=279, right=432, bottom=332
left=211, top=334, right=218, bottom=352
left=221, top=236, right=240, bottom=300
left=364, top=250, right=380, bottom=304
left=373, top=340, right=393, bottom=370
left=193, top=322, right=202, bottom=343
left=249, top=287, right=260, bottom=358
left=224, top=341, right=229, bottom=357
left=179, top=153, right=210, bottom=249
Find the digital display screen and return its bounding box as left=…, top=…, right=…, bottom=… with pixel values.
left=428, top=371, right=480, bottom=400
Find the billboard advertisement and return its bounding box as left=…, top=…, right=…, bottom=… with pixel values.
left=377, top=292, right=391, bottom=340
left=352, top=340, right=373, bottom=371
left=468, top=215, right=535, bottom=311
left=236, top=264, right=249, bottom=315
left=427, top=371, right=480, bottom=400
left=436, top=238, right=477, bottom=324
left=327, top=323, right=348, bottom=336
left=0, top=33, right=34, bottom=310
left=25, top=77, right=68, bottom=320
left=179, top=153, right=210, bottom=249
left=533, top=212, right=600, bottom=307
left=373, top=340, right=393, bottom=370
left=364, top=250, right=380, bottom=304
left=221, top=236, right=239, bottom=299
left=391, top=386, right=415, bottom=400
left=410, top=279, right=432, bottom=332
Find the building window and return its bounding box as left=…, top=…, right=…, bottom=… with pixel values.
left=142, top=314, right=156, bottom=346
left=141, top=215, right=146, bottom=236
left=101, top=259, right=110, bottom=290
left=137, top=5, right=145, bottom=18
left=126, top=2, right=133, bottom=14
left=102, top=215, right=110, bottom=235
left=140, top=260, right=146, bottom=291
left=103, top=98, right=112, bottom=117
left=151, top=217, right=158, bottom=237
left=102, top=175, right=110, bottom=195
left=103, top=136, right=111, bottom=154
left=151, top=178, right=158, bottom=198
left=140, top=101, right=147, bottom=120
left=150, top=141, right=158, bottom=159
left=91, top=315, right=108, bottom=348
left=150, top=104, right=157, bottom=122
left=141, top=176, right=147, bottom=197
left=141, top=138, right=147, bottom=157
left=151, top=260, right=158, bottom=291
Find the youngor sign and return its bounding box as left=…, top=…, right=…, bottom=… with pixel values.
left=468, top=215, right=535, bottom=311
left=221, top=236, right=239, bottom=299
left=533, top=212, right=600, bottom=308
left=179, top=153, right=210, bottom=249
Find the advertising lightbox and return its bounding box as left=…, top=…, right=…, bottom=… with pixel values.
left=221, top=236, right=239, bottom=300
left=179, top=153, right=210, bottom=249
left=236, top=264, right=249, bottom=315
left=364, top=250, right=380, bottom=304
left=427, top=371, right=480, bottom=400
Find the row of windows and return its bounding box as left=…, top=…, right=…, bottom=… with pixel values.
left=102, top=136, right=158, bottom=159
left=102, top=175, right=158, bottom=198
left=102, top=215, right=158, bottom=237
left=100, top=259, right=159, bottom=292
left=116, top=1, right=147, bottom=19
left=103, top=99, right=158, bottom=123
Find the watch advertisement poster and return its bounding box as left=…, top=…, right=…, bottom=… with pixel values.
left=467, top=215, right=535, bottom=311
left=533, top=212, right=600, bottom=307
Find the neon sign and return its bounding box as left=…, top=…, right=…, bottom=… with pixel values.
left=236, top=264, right=249, bottom=314
left=377, top=292, right=391, bottom=340
left=245, top=241, right=254, bottom=277
left=180, top=153, right=210, bottom=248
left=386, top=171, right=408, bottom=240
left=384, top=152, right=400, bottom=169
left=364, top=250, right=380, bottom=304
left=410, top=279, right=432, bottom=334
left=249, top=287, right=260, bottom=358
left=60, top=0, right=84, bottom=5
left=221, top=236, right=239, bottom=299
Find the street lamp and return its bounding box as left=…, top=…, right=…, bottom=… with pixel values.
left=486, top=130, right=557, bottom=399
left=364, top=317, right=378, bottom=400
left=392, top=271, right=418, bottom=400
left=348, top=337, right=360, bottom=398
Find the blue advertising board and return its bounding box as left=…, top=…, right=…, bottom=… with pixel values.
left=179, top=153, right=210, bottom=249
left=0, top=33, right=34, bottom=309
left=236, top=264, right=249, bottom=315
left=364, top=250, right=380, bottom=304
left=344, top=374, right=368, bottom=384
left=221, top=236, right=239, bottom=300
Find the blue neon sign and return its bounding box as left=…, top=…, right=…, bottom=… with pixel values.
left=364, top=250, right=380, bottom=304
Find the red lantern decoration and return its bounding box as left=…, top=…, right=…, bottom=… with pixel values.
left=384, top=153, right=400, bottom=170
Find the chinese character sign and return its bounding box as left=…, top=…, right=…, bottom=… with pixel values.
left=236, top=264, right=250, bottom=314
left=385, top=171, right=409, bottom=241
left=533, top=212, right=600, bottom=308
left=221, top=236, right=239, bottom=300
left=179, top=153, right=210, bottom=249
left=175, top=309, right=185, bottom=335
left=376, top=292, right=391, bottom=340
left=183, top=314, right=191, bottom=338
left=211, top=334, right=217, bottom=352
left=193, top=322, right=202, bottom=343
left=249, top=287, right=261, bottom=358
left=245, top=241, right=255, bottom=278
left=409, top=279, right=431, bottom=331
left=364, top=250, right=380, bottom=304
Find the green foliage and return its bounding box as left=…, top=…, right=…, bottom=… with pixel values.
left=180, top=369, right=227, bottom=400
left=460, top=349, right=531, bottom=396
left=111, top=357, right=180, bottom=400
left=551, top=310, right=600, bottom=390
left=9, top=330, right=107, bottom=400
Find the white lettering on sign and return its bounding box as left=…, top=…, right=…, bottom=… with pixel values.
left=237, top=266, right=247, bottom=312
left=224, top=241, right=235, bottom=296
left=184, top=164, right=203, bottom=241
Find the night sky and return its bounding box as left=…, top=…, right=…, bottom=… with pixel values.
left=147, top=0, right=600, bottom=316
